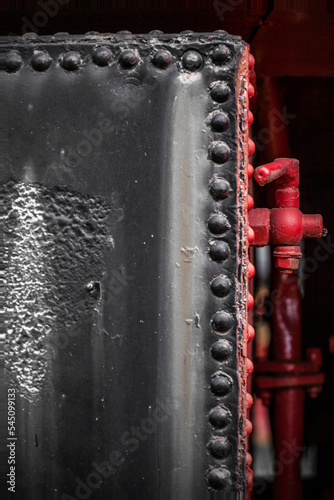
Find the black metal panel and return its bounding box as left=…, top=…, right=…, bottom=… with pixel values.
left=2, top=32, right=249, bottom=499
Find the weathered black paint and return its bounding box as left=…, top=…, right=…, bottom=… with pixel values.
left=2, top=32, right=249, bottom=499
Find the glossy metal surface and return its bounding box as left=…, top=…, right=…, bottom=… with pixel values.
left=2, top=32, right=250, bottom=499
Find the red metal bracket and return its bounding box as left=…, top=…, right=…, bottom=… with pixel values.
left=256, top=347, right=325, bottom=401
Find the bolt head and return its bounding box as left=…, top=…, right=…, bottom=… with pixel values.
left=275, top=257, right=300, bottom=273
left=248, top=208, right=270, bottom=246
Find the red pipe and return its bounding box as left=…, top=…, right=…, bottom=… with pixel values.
left=274, top=388, right=304, bottom=500
left=251, top=78, right=305, bottom=500
left=272, top=270, right=301, bottom=361
left=272, top=269, right=303, bottom=500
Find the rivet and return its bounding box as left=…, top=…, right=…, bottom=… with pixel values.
left=54, top=32, right=70, bottom=38
left=209, top=141, right=230, bottom=164
left=247, top=324, right=255, bottom=342
left=246, top=358, right=254, bottom=374
left=248, top=164, right=254, bottom=178
left=248, top=110, right=254, bottom=125
left=119, top=49, right=140, bottom=69
left=248, top=138, right=255, bottom=156
left=61, top=51, right=81, bottom=71
left=248, top=53, right=255, bottom=71
left=208, top=405, right=232, bottom=428
left=211, top=339, right=233, bottom=362
left=247, top=226, right=255, bottom=243
left=115, top=31, right=133, bottom=41
left=247, top=261, right=255, bottom=279
left=247, top=292, right=254, bottom=310
left=86, top=281, right=100, bottom=298
left=246, top=419, right=253, bottom=436
left=22, top=32, right=38, bottom=39
left=6, top=52, right=23, bottom=73
left=211, top=371, right=233, bottom=396
left=206, top=467, right=231, bottom=490
left=209, top=177, right=231, bottom=201
left=212, top=45, right=232, bottom=65
left=246, top=451, right=253, bottom=466
left=210, top=81, right=231, bottom=103
left=248, top=83, right=255, bottom=98
left=116, top=30, right=132, bottom=35
left=85, top=31, right=100, bottom=36
left=181, top=50, right=203, bottom=72
left=211, top=310, right=233, bottom=333
left=149, top=30, right=164, bottom=35
left=246, top=392, right=254, bottom=409
left=31, top=51, right=52, bottom=71
left=209, top=240, right=230, bottom=263
left=208, top=436, right=232, bottom=459
left=152, top=50, right=172, bottom=70
left=92, top=47, right=113, bottom=66
left=247, top=469, right=254, bottom=488
left=207, top=213, right=230, bottom=236
left=247, top=194, right=254, bottom=210
left=210, top=112, right=229, bottom=132
left=210, top=275, right=231, bottom=298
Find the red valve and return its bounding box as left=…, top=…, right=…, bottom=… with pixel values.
left=249, top=158, right=323, bottom=273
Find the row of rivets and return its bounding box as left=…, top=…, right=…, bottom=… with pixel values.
left=245, top=51, right=256, bottom=492
left=206, top=50, right=258, bottom=493
left=5, top=49, right=141, bottom=72
left=206, top=65, right=235, bottom=492
left=5, top=45, right=233, bottom=74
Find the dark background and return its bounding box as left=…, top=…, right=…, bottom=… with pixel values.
left=2, top=1, right=333, bottom=498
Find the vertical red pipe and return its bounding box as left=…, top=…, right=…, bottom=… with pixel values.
left=272, top=269, right=304, bottom=500
left=253, top=78, right=304, bottom=498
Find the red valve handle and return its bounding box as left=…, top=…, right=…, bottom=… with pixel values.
left=254, top=158, right=299, bottom=187
left=249, top=158, right=323, bottom=273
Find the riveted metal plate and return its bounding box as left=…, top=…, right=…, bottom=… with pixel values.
left=2, top=32, right=249, bottom=499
